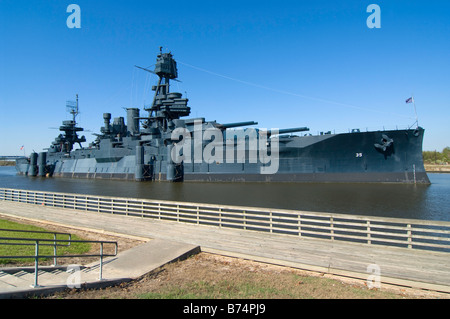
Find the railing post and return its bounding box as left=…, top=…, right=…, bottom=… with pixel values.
left=367, top=221, right=371, bottom=245
left=158, top=203, right=162, bottom=220
left=99, top=243, right=104, bottom=281
left=298, top=214, right=302, bottom=237
left=33, top=240, right=40, bottom=288
left=269, top=211, right=273, bottom=233
left=407, top=224, right=412, bottom=249
left=53, top=234, right=58, bottom=266
left=330, top=217, right=334, bottom=241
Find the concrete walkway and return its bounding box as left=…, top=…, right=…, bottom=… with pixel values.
left=1, top=200, right=450, bottom=296
left=0, top=236, right=200, bottom=298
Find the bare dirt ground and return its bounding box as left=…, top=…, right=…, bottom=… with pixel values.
left=45, top=252, right=449, bottom=300
left=2, top=214, right=448, bottom=299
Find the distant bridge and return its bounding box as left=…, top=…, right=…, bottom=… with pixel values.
left=0, top=156, right=25, bottom=161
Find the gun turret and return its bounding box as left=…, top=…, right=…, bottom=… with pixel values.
left=216, top=121, right=258, bottom=130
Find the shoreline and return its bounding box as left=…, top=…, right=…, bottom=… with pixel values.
left=424, top=164, right=450, bottom=173
left=0, top=161, right=15, bottom=166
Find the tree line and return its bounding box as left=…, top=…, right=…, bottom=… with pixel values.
left=423, top=147, right=450, bottom=164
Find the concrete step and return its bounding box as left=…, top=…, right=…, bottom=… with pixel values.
left=0, top=271, right=31, bottom=290
left=0, top=266, right=88, bottom=289
left=34, top=268, right=78, bottom=286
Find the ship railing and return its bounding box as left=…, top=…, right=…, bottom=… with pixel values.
left=308, top=125, right=418, bottom=136
left=343, top=124, right=419, bottom=134
left=315, top=125, right=419, bottom=136
left=1, top=187, right=450, bottom=253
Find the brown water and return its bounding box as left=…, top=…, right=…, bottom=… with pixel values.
left=1, top=167, right=449, bottom=222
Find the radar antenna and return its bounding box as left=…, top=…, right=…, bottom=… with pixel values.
left=66, top=94, right=79, bottom=122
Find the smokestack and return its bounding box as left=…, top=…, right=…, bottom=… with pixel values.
left=127, top=108, right=140, bottom=135
left=103, top=113, right=111, bottom=133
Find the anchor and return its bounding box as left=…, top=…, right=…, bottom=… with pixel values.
left=374, top=134, right=394, bottom=152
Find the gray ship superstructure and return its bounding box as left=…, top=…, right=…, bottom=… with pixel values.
left=16, top=49, right=430, bottom=184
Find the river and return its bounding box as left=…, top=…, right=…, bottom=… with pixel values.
left=0, top=166, right=449, bottom=222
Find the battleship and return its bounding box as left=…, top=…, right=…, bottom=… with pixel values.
left=16, top=49, right=430, bottom=184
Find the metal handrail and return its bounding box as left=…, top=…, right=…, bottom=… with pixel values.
left=0, top=236, right=117, bottom=287
left=0, top=228, right=72, bottom=266
left=0, top=228, right=71, bottom=238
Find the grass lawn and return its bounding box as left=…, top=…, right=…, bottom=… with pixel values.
left=0, top=218, right=91, bottom=265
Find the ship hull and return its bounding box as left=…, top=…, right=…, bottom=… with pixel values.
left=16, top=127, right=430, bottom=184
left=40, top=171, right=428, bottom=184
left=182, top=171, right=429, bottom=183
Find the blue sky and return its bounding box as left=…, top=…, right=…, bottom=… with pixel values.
left=1, top=0, right=449, bottom=155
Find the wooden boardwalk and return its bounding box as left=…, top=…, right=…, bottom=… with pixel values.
left=1, top=200, right=449, bottom=293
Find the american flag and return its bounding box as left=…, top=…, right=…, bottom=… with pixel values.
left=20, top=145, right=24, bottom=150
left=405, top=97, right=414, bottom=103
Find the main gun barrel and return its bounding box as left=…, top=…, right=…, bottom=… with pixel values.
left=261, top=127, right=310, bottom=136
left=216, top=121, right=258, bottom=130
left=277, top=127, right=309, bottom=135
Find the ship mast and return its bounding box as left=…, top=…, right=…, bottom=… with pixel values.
left=58, top=94, right=85, bottom=152
left=135, top=47, right=190, bottom=132
left=66, top=94, right=79, bottom=123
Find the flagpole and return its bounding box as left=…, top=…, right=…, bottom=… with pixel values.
left=412, top=94, right=418, bottom=128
